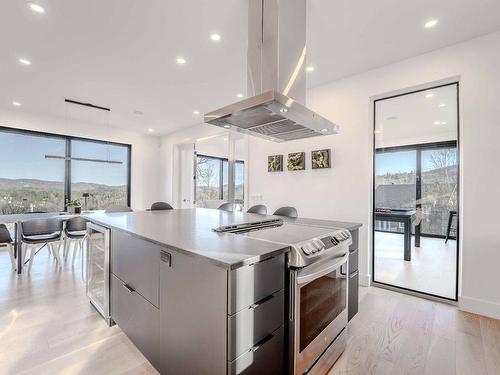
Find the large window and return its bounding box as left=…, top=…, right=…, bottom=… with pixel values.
left=195, top=154, right=244, bottom=207
left=71, top=140, right=129, bottom=210
left=0, top=127, right=131, bottom=214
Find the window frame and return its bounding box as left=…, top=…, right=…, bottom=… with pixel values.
left=195, top=153, right=244, bottom=203
left=0, top=126, right=132, bottom=211
left=375, top=140, right=458, bottom=239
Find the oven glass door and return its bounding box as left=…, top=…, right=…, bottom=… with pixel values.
left=299, top=268, right=346, bottom=352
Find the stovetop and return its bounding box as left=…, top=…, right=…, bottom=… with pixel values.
left=217, top=220, right=352, bottom=268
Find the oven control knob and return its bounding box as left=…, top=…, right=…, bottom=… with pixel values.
left=312, top=239, right=324, bottom=251
left=302, top=245, right=313, bottom=255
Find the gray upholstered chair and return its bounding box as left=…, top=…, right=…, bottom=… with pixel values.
left=105, top=206, right=133, bottom=213
left=64, top=217, right=88, bottom=266
left=21, top=218, right=64, bottom=271
left=273, top=206, right=298, bottom=218
left=218, top=202, right=234, bottom=212
left=247, top=205, right=268, bottom=215
left=0, top=224, right=16, bottom=270
left=150, top=202, right=173, bottom=211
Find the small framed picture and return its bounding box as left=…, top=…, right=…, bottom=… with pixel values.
left=268, top=155, right=283, bottom=172
left=287, top=152, right=305, bottom=171
left=311, top=149, right=331, bottom=169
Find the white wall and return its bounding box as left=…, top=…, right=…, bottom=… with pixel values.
left=160, top=31, right=500, bottom=319
left=0, top=108, right=163, bottom=210
left=252, top=31, right=500, bottom=318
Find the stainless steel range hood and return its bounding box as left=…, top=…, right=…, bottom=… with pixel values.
left=205, top=0, right=339, bottom=142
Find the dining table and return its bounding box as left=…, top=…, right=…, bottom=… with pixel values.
left=0, top=212, right=82, bottom=274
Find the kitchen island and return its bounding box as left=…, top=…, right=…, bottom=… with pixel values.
left=85, top=209, right=289, bottom=375
left=84, top=208, right=362, bottom=374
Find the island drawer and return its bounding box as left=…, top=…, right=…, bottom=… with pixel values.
left=228, top=325, right=284, bottom=375
left=228, top=289, right=284, bottom=361
left=228, top=254, right=285, bottom=315
left=111, top=274, right=160, bottom=369
left=111, top=230, right=160, bottom=307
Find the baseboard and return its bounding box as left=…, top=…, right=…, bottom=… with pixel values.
left=359, top=273, right=371, bottom=287
left=459, top=296, right=500, bottom=320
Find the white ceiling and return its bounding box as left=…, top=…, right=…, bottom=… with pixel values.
left=1, top=0, right=500, bottom=136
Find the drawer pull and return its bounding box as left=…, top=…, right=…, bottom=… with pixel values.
left=250, top=333, right=273, bottom=352
left=249, top=294, right=274, bottom=309
left=349, top=271, right=359, bottom=279
left=123, top=283, right=135, bottom=293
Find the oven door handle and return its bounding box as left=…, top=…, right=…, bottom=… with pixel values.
left=296, top=252, right=349, bottom=285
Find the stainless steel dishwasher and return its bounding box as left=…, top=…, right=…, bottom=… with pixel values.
left=86, top=222, right=112, bottom=325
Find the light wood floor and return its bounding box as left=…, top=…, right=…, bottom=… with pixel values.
left=374, top=232, right=457, bottom=299
left=1, top=247, right=499, bottom=375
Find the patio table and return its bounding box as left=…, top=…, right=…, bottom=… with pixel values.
left=375, top=208, right=418, bottom=261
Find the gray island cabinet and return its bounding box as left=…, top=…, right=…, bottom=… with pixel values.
left=86, top=209, right=289, bottom=375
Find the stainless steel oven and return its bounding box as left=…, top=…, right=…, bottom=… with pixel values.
left=214, top=219, right=352, bottom=374
left=289, top=253, right=348, bottom=374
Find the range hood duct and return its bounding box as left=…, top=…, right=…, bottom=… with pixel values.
left=205, top=0, right=339, bottom=142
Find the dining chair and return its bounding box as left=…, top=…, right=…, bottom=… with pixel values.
left=247, top=205, right=268, bottom=215
left=273, top=206, right=298, bottom=218
left=218, top=202, right=234, bottom=212
left=0, top=224, right=16, bottom=270
left=150, top=202, right=173, bottom=211
left=63, top=217, right=88, bottom=266
left=21, top=218, right=64, bottom=272
left=105, top=206, right=133, bottom=213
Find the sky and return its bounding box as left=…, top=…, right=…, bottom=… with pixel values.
left=0, top=132, right=128, bottom=186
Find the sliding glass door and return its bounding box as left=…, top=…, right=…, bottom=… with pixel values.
left=373, top=83, right=459, bottom=301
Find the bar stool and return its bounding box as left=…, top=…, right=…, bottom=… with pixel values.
left=150, top=202, right=173, bottom=211
left=0, top=224, right=16, bottom=270
left=273, top=206, right=298, bottom=218
left=218, top=203, right=234, bottom=212
left=247, top=205, right=268, bottom=215
left=63, top=217, right=88, bottom=266
left=21, top=218, right=64, bottom=272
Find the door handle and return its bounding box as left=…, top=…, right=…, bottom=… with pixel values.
left=249, top=294, right=274, bottom=309
left=122, top=283, right=135, bottom=293
left=250, top=333, right=274, bottom=352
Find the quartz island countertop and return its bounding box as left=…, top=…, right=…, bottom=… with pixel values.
left=84, top=208, right=362, bottom=270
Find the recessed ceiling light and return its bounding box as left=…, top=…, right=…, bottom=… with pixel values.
left=210, top=33, right=221, bottom=42
left=434, top=121, right=441, bottom=125
left=438, top=103, right=446, bottom=108
left=424, top=19, right=439, bottom=29
left=223, top=124, right=231, bottom=129
left=176, top=57, right=186, bottom=65
left=12, top=101, right=21, bottom=107
left=236, top=93, right=244, bottom=98
left=270, top=138, right=275, bottom=141
left=321, top=128, right=328, bottom=132
left=441, top=121, right=447, bottom=125
left=148, top=128, right=154, bottom=132
left=133, top=110, right=144, bottom=115
left=425, top=92, right=434, bottom=99
left=386, top=116, right=398, bottom=120
left=305, top=66, right=314, bottom=72
left=28, top=2, right=45, bottom=13
left=193, top=110, right=200, bottom=115
left=18, top=58, right=31, bottom=65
